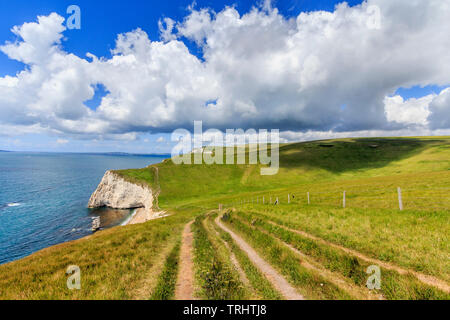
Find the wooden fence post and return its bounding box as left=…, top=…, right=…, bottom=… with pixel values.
left=270, top=196, right=272, bottom=204
left=343, top=191, right=346, bottom=208
left=398, top=187, right=403, bottom=211
left=263, top=196, right=265, bottom=204
left=288, top=194, right=290, bottom=204
left=275, top=197, right=279, bottom=205
left=307, top=192, right=310, bottom=205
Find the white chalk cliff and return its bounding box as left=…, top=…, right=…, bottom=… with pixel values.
left=88, top=171, right=154, bottom=211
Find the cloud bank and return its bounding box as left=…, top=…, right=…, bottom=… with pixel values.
left=0, top=0, right=449, bottom=143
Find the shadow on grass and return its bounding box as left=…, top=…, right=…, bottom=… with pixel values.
left=277, top=137, right=448, bottom=173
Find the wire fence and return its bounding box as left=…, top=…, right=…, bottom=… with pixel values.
left=220, top=186, right=450, bottom=212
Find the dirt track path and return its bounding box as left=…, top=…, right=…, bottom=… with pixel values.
left=207, top=219, right=250, bottom=286
left=215, top=216, right=305, bottom=300
left=175, top=221, right=195, bottom=300
left=269, top=230, right=383, bottom=300
left=269, top=221, right=450, bottom=293
left=231, top=217, right=381, bottom=300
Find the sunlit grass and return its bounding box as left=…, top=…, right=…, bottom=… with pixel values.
left=222, top=213, right=352, bottom=300
left=192, top=216, right=245, bottom=300
left=0, top=208, right=193, bottom=299
left=209, top=214, right=283, bottom=300
left=1, top=136, right=449, bottom=300
left=234, top=203, right=449, bottom=282
left=233, top=210, right=449, bottom=300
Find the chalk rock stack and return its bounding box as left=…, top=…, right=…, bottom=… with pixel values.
left=88, top=171, right=154, bottom=211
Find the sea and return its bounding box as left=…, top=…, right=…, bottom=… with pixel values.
left=0, top=152, right=168, bottom=265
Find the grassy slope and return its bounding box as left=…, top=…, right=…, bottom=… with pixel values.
left=0, top=136, right=449, bottom=299
left=232, top=210, right=448, bottom=299
left=118, top=136, right=450, bottom=206
left=118, top=136, right=450, bottom=292
left=0, top=208, right=196, bottom=299
left=192, top=215, right=247, bottom=299
left=235, top=204, right=449, bottom=282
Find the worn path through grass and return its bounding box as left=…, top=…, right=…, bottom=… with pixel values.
left=268, top=220, right=450, bottom=294
left=214, top=215, right=304, bottom=300
left=175, top=221, right=195, bottom=300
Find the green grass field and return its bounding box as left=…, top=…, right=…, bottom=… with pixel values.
left=0, top=136, right=448, bottom=300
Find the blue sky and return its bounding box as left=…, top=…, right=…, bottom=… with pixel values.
left=0, top=0, right=362, bottom=153
left=0, top=0, right=449, bottom=153
left=0, top=0, right=364, bottom=76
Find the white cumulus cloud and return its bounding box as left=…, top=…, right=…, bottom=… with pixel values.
left=0, top=0, right=449, bottom=144
left=384, top=94, right=434, bottom=126
left=428, top=88, right=450, bottom=129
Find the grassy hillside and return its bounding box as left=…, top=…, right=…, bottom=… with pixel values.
left=0, top=136, right=449, bottom=300
left=0, top=208, right=195, bottom=299
left=118, top=136, right=450, bottom=207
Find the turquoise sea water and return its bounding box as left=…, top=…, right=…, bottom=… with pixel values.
left=0, top=152, right=167, bottom=265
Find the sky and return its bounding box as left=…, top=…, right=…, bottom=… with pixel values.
left=0, top=0, right=449, bottom=153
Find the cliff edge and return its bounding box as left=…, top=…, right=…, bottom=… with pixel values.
left=88, top=170, right=154, bottom=211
